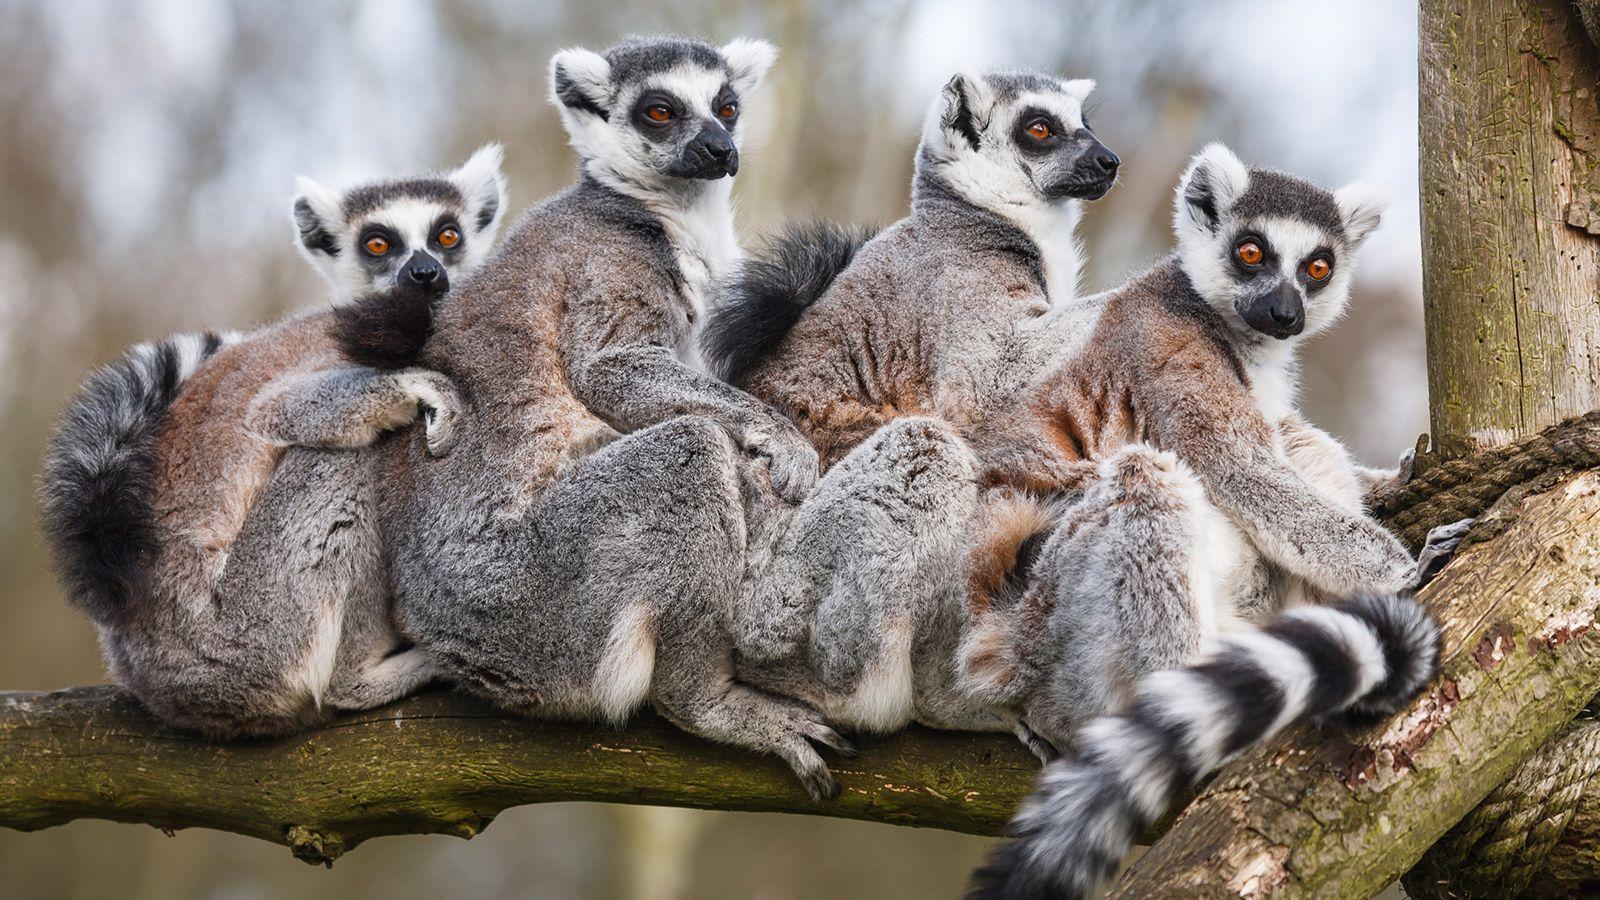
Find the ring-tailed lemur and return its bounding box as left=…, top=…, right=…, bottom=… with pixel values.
left=370, top=36, right=975, bottom=800
left=962, top=145, right=1440, bottom=899
left=36, top=146, right=506, bottom=737
left=704, top=68, right=1117, bottom=483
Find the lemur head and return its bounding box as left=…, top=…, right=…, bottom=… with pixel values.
left=917, top=69, right=1120, bottom=208
left=291, top=144, right=508, bottom=302
left=549, top=36, right=776, bottom=193
left=1173, top=143, right=1386, bottom=343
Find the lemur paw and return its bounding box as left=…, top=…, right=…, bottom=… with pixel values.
left=1014, top=721, right=1061, bottom=765
left=398, top=372, right=463, bottom=458
left=422, top=403, right=458, bottom=457
left=749, top=421, right=820, bottom=503
left=1414, top=518, right=1475, bottom=591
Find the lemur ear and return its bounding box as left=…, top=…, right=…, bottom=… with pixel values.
left=1060, top=78, right=1096, bottom=105
left=290, top=176, right=343, bottom=260
left=1173, top=142, right=1250, bottom=239
left=721, top=38, right=777, bottom=96
left=938, top=68, right=996, bottom=152
left=450, top=143, right=508, bottom=238
left=549, top=47, right=612, bottom=120
left=1334, top=181, right=1387, bottom=249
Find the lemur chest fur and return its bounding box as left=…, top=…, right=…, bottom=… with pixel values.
left=646, top=183, right=741, bottom=370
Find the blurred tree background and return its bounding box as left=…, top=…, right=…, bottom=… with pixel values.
left=0, top=1, right=1426, bottom=897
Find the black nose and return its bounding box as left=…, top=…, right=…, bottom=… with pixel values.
left=704, top=136, right=734, bottom=160
left=1092, top=147, right=1120, bottom=176
left=401, top=251, right=447, bottom=295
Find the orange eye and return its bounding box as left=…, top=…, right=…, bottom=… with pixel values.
left=1306, top=257, right=1331, bottom=281
left=363, top=235, right=390, bottom=256
left=645, top=105, right=672, bottom=123
left=1236, top=241, right=1264, bottom=266
left=437, top=226, right=460, bottom=249
left=1026, top=120, right=1051, bottom=140
left=718, top=103, right=738, bottom=119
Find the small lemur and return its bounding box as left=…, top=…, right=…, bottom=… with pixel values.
left=962, top=145, right=1440, bottom=899
left=371, top=36, right=983, bottom=800
left=37, top=147, right=506, bottom=737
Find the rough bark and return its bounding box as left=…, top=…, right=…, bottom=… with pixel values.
left=1420, top=0, right=1600, bottom=458
left=0, top=686, right=1044, bottom=865
left=1107, top=468, right=1600, bottom=898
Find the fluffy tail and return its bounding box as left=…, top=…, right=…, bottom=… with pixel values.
left=331, top=279, right=440, bottom=370
left=38, top=330, right=236, bottom=626
left=701, top=220, right=879, bottom=384
left=966, top=593, right=1440, bottom=900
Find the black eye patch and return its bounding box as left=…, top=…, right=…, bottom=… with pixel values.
left=1012, top=108, right=1068, bottom=156
left=712, top=85, right=740, bottom=128
left=631, top=91, right=688, bottom=139
left=1229, top=232, right=1279, bottom=274
left=356, top=226, right=403, bottom=272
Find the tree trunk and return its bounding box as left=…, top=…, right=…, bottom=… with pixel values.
left=1420, top=0, right=1600, bottom=459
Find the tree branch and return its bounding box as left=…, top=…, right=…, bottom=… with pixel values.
left=0, top=684, right=1040, bottom=865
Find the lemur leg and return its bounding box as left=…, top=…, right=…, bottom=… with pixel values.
left=1005, top=445, right=1253, bottom=752
left=245, top=366, right=464, bottom=457
left=139, top=448, right=407, bottom=736
left=737, top=417, right=981, bottom=702
left=400, top=415, right=852, bottom=798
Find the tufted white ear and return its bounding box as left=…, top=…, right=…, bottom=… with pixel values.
left=934, top=67, right=997, bottom=153
left=548, top=47, right=613, bottom=119
left=1060, top=78, right=1096, bottom=105
left=290, top=175, right=344, bottom=271
left=721, top=37, right=778, bottom=95
left=450, top=143, right=508, bottom=240
left=1173, top=142, right=1251, bottom=240
left=1334, top=181, right=1387, bottom=249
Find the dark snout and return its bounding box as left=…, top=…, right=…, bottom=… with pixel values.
left=401, top=250, right=448, bottom=297
left=675, top=124, right=739, bottom=179
left=1239, top=282, right=1305, bottom=339
left=1049, top=133, right=1120, bottom=201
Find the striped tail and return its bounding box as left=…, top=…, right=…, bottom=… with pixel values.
left=38, top=330, right=236, bottom=626
left=966, top=592, right=1440, bottom=900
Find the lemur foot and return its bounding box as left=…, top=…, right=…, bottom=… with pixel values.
left=1414, top=518, right=1475, bottom=590
left=781, top=703, right=853, bottom=801
left=1014, top=721, right=1061, bottom=765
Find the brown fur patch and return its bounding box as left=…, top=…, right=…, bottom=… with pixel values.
left=966, top=488, right=1061, bottom=615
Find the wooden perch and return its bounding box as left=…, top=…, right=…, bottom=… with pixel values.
left=0, top=685, right=1041, bottom=865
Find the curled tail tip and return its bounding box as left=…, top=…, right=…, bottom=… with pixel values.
left=39, top=330, right=230, bottom=625
left=701, top=219, right=880, bottom=384
left=1336, top=592, right=1441, bottom=720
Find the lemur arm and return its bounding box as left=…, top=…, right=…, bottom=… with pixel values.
left=245, top=366, right=463, bottom=458
left=561, top=262, right=819, bottom=501
left=1145, top=356, right=1415, bottom=597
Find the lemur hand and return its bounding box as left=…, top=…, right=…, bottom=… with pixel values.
left=397, top=371, right=464, bottom=458
left=748, top=418, right=819, bottom=503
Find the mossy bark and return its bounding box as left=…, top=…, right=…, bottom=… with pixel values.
left=0, top=686, right=1040, bottom=865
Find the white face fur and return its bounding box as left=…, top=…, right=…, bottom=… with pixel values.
left=1173, top=142, right=1386, bottom=345
left=291, top=143, right=508, bottom=302
left=547, top=38, right=776, bottom=197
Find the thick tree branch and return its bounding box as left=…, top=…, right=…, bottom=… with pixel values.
left=0, top=685, right=1040, bottom=865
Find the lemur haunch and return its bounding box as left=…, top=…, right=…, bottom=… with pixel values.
left=37, top=147, right=506, bottom=737
left=372, top=36, right=980, bottom=800
left=964, top=146, right=1439, bottom=900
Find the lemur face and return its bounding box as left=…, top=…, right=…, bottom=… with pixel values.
left=549, top=36, right=777, bottom=189
left=923, top=70, right=1119, bottom=206
left=1173, top=143, right=1386, bottom=342
left=291, top=144, right=508, bottom=302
